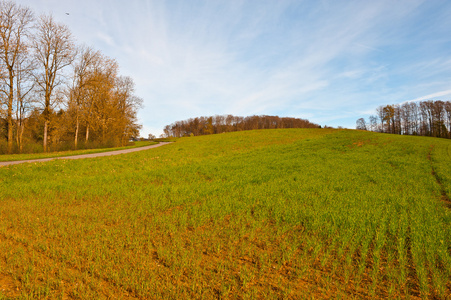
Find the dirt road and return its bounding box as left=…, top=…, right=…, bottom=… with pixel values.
left=0, top=142, right=171, bottom=167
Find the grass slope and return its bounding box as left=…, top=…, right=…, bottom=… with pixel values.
left=0, top=129, right=450, bottom=299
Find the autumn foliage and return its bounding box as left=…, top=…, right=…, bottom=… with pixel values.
left=0, top=1, right=142, bottom=154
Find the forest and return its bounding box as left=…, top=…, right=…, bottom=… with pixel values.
left=0, top=1, right=142, bottom=154
left=356, top=100, right=451, bottom=139
left=162, top=115, right=320, bottom=138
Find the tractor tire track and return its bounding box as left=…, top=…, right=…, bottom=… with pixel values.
left=427, top=145, right=451, bottom=209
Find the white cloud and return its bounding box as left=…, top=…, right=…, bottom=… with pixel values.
left=96, top=32, right=115, bottom=47
left=406, top=89, right=451, bottom=103
left=15, top=0, right=451, bottom=137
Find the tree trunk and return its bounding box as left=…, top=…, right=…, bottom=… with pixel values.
left=43, top=120, right=48, bottom=152
left=19, top=122, right=24, bottom=153
left=85, top=124, right=89, bottom=142
left=7, top=111, right=13, bottom=154
left=19, top=123, right=24, bottom=153
left=74, top=114, right=79, bottom=149
left=15, top=120, right=24, bottom=153
left=7, top=75, right=14, bottom=154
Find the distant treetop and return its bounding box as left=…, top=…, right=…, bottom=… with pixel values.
left=163, top=115, right=320, bottom=138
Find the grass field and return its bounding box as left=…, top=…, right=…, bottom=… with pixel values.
left=0, top=128, right=450, bottom=299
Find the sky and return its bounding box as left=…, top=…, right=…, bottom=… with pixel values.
left=15, top=0, right=451, bottom=137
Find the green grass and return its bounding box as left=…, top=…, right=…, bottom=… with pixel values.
left=0, top=141, right=158, bottom=162
left=0, top=128, right=450, bottom=299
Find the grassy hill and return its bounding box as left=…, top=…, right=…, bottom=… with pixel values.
left=0, top=128, right=450, bottom=299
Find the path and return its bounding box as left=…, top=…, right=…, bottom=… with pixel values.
left=0, top=142, right=171, bottom=167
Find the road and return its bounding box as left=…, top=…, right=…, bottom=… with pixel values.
left=0, top=142, right=171, bottom=167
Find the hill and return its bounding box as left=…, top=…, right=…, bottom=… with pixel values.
left=0, top=128, right=450, bottom=299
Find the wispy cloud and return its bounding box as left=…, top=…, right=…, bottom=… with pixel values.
left=16, top=0, right=451, bottom=133
left=406, top=89, right=451, bottom=103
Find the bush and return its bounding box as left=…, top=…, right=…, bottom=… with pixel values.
left=0, top=139, right=7, bottom=154
left=22, top=142, right=44, bottom=154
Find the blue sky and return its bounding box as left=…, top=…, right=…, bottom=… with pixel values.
left=16, top=0, right=451, bottom=137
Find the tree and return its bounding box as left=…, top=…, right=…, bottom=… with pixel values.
left=382, top=105, right=395, bottom=134
left=0, top=0, right=33, bottom=153
left=356, top=118, right=367, bottom=130
left=111, top=75, right=142, bottom=145
left=400, top=102, right=412, bottom=135
left=33, top=14, right=75, bottom=152
left=68, top=46, right=101, bottom=149
left=406, top=102, right=420, bottom=135
left=445, top=101, right=451, bottom=138
left=393, top=104, right=402, bottom=134
left=82, top=54, right=118, bottom=143
left=376, top=106, right=386, bottom=133
left=431, top=100, right=446, bottom=138
left=419, top=101, right=433, bottom=136
left=368, top=115, right=378, bottom=132
left=14, top=48, right=35, bottom=152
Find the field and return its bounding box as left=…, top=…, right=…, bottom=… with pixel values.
left=0, top=128, right=450, bottom=299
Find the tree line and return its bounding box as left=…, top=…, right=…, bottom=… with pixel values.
left=356, top=100, right=451, bottom=139
left=162, top=115, right=320, bottom=138
left=0, top=0, right=142, bottom=154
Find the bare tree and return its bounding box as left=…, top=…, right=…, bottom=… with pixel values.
left=368, top=115, right=378, bottom=132
left=113, top=75, right=143, bottom=145
left=407, top=102, right=420, bottom=135
left=33, top=14, right=75, bottom=152
left=356, top=118, right=367, bottom=130
left=419, top=101, right=433, bottom=136
left=14, top=49, right=35, bottom=152
left=431, top=100, right=446, bottom=138
left=68, top=46, right=101, bottom=149
left=0, top=0, right=33, bottom=153
left=360, top=100, right=451, bottom=139
left=445, top=101, right=451, bottom=138
left=376, top=106, right=386, bottom=133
